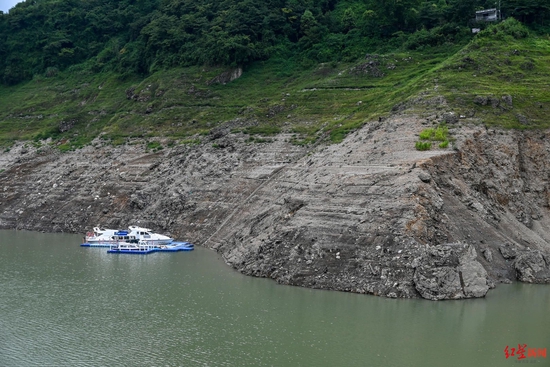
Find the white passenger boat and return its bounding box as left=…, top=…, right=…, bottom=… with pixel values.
left=127, top=225, right=173, bottom=245
left=83, top=225, right=173, bottom=247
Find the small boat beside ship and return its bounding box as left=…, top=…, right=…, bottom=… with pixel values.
left=107, top=241, right=157, bottom=254
left=156, top=241, right=194, bottom=252
left=107, top=241, right=194, bottom=255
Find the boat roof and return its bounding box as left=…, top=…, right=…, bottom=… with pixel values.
left=128, top=225, right=153, bottom=232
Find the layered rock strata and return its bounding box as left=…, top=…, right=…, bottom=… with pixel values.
left=1, top=116, right=549, bottom=300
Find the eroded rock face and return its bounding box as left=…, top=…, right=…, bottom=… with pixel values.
left=514, top=251, right=550, bottom=283
left=499, top=243, right=518, bottom=260
left=1, top=115, right=550, bottom=300
left=414, top=265, right=464, bottom=300
left=207, top=67, right=243, bottom=85
left=412, top=244, right=489, bottom=300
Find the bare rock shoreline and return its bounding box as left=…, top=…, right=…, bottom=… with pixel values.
left=1, top=115, right=549, bottom=300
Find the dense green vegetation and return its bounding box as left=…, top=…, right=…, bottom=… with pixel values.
left=1, top=0, right=549, bottom=85
left=0, top=1, right=549, bottom=149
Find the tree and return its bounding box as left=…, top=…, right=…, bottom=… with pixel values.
left=418, top=1, right=446, bottom=29
left=502, top=0, right=550, bottom=25
left=444, top=0, right=477, bottom=24
left=342, top=8, right=356, bottom=33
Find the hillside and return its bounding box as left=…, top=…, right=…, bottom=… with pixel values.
left=0, top=0, right=548, bottom=149
left=0, top=19, right=549, bottom=152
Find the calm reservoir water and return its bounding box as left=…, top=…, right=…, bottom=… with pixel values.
left=0, top=230, right=548, bottom=367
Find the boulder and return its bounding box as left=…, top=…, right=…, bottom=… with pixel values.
left=413, top=243, right=489, bottom=300
left=499, top=243, right=518, bottom=259
left=458, top=260, right=489, bottom=297
left=413, top=265, right=463, bottom=300
left=442, top=112, right=458, bottom=124
left=501, top=95, right=513, bottom=107
left=473, top=96, right=488, bottom=106
left=207, top=68, right=243, bottom=85
left=482, top=248, right=493, bottom=262
left=418, top=171, right=432, bottom=183
left=514, top=250, right=550, bottom=283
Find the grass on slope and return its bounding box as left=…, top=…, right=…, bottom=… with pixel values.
left=413, top=19, right=550, bottom=129
left=0, top=19, right=548, bottom=150
left=0, top=49, right=454, bottom=149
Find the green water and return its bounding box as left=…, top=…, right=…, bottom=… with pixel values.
left=0, top=230, right=548, bottom=367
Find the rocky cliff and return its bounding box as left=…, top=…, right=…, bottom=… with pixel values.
left=1, top=114, right=549, bottom=300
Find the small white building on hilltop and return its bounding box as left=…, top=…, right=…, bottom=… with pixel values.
left=476, top=8, right=499, bottom=22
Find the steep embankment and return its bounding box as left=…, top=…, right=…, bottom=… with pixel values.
left=1, top=110, right=549, bottom=300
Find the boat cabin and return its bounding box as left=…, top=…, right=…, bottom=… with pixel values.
left=110, top=231, right=137, bottom=242
left=110, top=235, right=138, bottom=241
